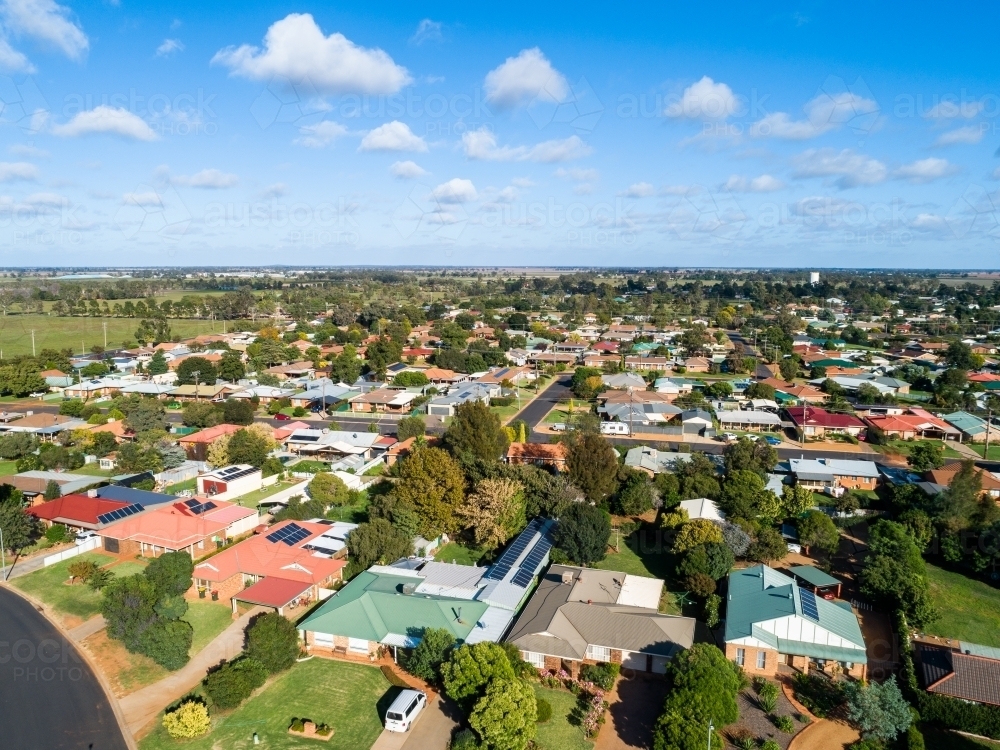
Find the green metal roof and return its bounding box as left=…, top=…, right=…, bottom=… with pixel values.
left=810, top=358, right=855, bottom=368
left=725, top=565, right=866, bottom=662
left=789, top=565, right=841, bottom=588
left=298, top=570, right=489, bottom=645
left=943, top=411, right=986, bottom=436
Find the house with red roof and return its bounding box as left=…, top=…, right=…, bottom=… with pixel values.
left=190, top=519, right=349, bottom=614
left=178, top=423, right=244, bottom=461
left=28, top=494, right=133, bottom=533
left=864, top=408, right=961, bottom=442
left=785, top=406, right=866, bottom=440
left=98, top=498, right=259, bottom=559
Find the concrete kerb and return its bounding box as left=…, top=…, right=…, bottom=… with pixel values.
left=0, top=581, right=138, bottom=750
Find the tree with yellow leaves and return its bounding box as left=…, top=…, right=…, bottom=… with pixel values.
left=458, top=478, right=526, bottom=550
left=206, top=434, right=231, bottom=468
left=162, top=700, right=210, bottom=739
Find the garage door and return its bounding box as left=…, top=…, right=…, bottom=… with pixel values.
left=651, top=656, right=669, bottom=674
left=348, top=638, right=369, bottom=653
left=622, top=651, right=646, bottom=671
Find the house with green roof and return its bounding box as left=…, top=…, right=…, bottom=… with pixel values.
left=943, top=411, right=1000, bottom=443
left=298, top=568, right=490, bottom=658
left=724, top=564, right=867, bottom=680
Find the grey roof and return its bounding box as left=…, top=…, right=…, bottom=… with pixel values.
left=506, top=565, right=695, bottom=660
left=415, top=561, right=489, bottom=599
left=601, top=373, right=646, bottom=389
left=429, top=382, right=496, bottom=408
left=717, top=411, right=782, bottom=426
left=96, top=485, right=178, bottom=508
left=681, top=409, right=713, bottom=423
left=789, top=458, right=880, bottom=481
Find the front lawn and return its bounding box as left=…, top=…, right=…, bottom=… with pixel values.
left=533, top=685, right=594, bottom=750
left=965, top=444, right=1000, bottom=461
left=873, top=439, right=966, bottom=461
left=924, top=563, right=1000, bottom=648
left=164, top=477, right=197, bottom=494
left=434, top=542, right=484, bottom=566
left=81, top=629, right=168, bottom=697
left=138, top=658, right=391, bottom=750
left=11, top=551, right=115, bottom=626
left=185, top=601, right=234, bottom=655
left=236, top=479, right=308, bottom=510
left=0, top=459, right=17, bottom=476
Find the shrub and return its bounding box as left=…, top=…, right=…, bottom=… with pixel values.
left=762, top=741, right=781, bottom=750
left=580, top=662, right=620, bottom=691
left=403, top=627, right=456, bottom=682
left=246, top=612, right=299, bottom=674
left=793, top=673, right=845, bottom=718
left=290, top=718, right=305, bottom=732
left=758, top=690, right=778, bottom=714
left=685, top=572, right=717, bottom=598
left=536, top=698, right=552, bottom=723
left=730, top=729, right=756, bottom=750
left=773, top=714, right=794, bottom=733
left=162, top=700, right=210, bottom=739
left=68, top=559, right=99, bottom=583
left=450, top=728, right=480, bottom=750
left=204, top=657, right=268, bottom=709
left=704, top=593, right=721, bottom=628
left=292, top=406, right=307, bottom=417
left=45, top=524, right=70, bottom=543
left=86, top=568, right=112, bottom=591
left=907, top=724, right=925, bottom=750
left=380, top=665, right=411, bottom=688
left=139, top=619, right=193, bottom=671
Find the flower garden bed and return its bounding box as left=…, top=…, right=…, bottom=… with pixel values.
left=539, top=670, right=611, bottom=739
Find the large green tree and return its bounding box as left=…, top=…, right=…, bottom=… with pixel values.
left=176, top=356, right=219, bottom=386
left=226, top=428, right=271, bottom=467
left=468, top=678, right=537, bottom=750
left=566, top=432, right=619, bottom=503
left=144, top=551, right=194, bottom=598
left=346, top=518, right=413, bottom=570
left=844, top=677, right=912, bottom=743
left=798, top=510, right=840, bottom=555
left=723, top=437, right=778, bottom=476
left=390, top=447, right=466, bottom=536
left=554, top=503, right=610, bottom=565
left=653, top=643, right=742, bottom=750
left=442, top=643, right=515, bottom=713
left=0, top=493, right=37, bottom=552
left=245, top=612, right=299, bottom=673
left=860, top=520, right=936, bottom=627
left=403, top=627, right=456, bottom=682
left=101, top=574, right=160, bottom=651
left=444, top=401, right=510, bottom=462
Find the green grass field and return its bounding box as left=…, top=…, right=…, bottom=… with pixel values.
left=185, top=601, right=234, bottom=655
left=965, top=444, right=1000, bottom=461
left=0, top=314, right=224, bottom=356
left=138, top=658, right=391, bottom=750
left=874, top=439, right=966, bottom=461
left=534, top=686, right=594, bottom=750
left=433, top=542, right=484, bottom=566
left=237, top=479, right=308, bottom=510
left=0, top=459, right=16, bottom=477
left=11, top=551, right=115, bottom=623
left=925, top=563, right=1000, bottom=647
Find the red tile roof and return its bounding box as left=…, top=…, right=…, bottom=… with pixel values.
left=178, top=424, right=243, bottom=444
left=785, top=406, right=865, bottom=429
left=28, top=494, right=129, bottom=525
left=234, top=576, right=313, bottom=607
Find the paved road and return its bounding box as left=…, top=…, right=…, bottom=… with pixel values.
left=504, top=375, right=572, bottom=443
left=0, top=586, right=130, bottom=750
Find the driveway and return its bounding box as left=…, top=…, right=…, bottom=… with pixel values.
left=369, top=694, right=459, bottom=750
left=506, top=375, right=572, bottom=442
left=595, top=674, right=669, bottom=750
left=0, top=586, right=130, bottom=750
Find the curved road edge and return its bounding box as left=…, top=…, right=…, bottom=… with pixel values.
left=0, top=583, right=136, bottom=750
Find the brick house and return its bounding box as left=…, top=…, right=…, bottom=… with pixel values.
left=506, top=564, right=695, bottom=677
left=190, top=519, right=348, bottom=612
left=724, top=565, right=867, bottom=680
left=788, top=458, right=881, bottom=492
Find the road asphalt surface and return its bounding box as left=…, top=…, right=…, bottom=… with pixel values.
left=0, top=586, right=129, bottom=750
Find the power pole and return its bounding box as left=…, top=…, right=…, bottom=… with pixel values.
left=193, top=370, right=201, bottom=402
left=103, top=321, right=107, bottom=349
left=987, top=408, right=993, bottom=461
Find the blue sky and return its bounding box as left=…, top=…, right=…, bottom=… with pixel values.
left=1, top=0, right=998, bottom=267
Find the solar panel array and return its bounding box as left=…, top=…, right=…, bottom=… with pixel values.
left=511, top=535, right=553, bottom=588
left=266, top=522, right=311, bottom=546
left=800, top=589, right=819, bottom=621
left=183, top=498, right=218, bottom=516
left=484, top=519, right=543, bottom=581
left=97, top=503, right=143, bottom=525
left=216, top=466, right=259, bottom=481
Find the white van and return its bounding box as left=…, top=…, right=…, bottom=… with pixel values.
left=384, top=689, right=427, bottom=733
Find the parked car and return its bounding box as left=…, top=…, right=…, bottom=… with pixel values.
left=274, top=413, right=291, bottom=421
left=384, top=689, right=426, bottom=733
left=75, top=531, right=98, bottom=546
left=764, top=435, right=782, bottom=446
left=720, top=432, right=738, bottom=443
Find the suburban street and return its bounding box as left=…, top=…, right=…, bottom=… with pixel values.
left=0, top=586, right=130, bottom=750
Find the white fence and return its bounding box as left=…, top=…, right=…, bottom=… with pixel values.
left=43, top=537, right=100, bottom=567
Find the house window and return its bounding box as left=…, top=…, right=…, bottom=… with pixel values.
left=756, top=651, right=767, bottom=669
left=523, top=651, right=545, bottom=668
left=735, top=648, right=745, bottom=666
left=586, top=645, right=611, bottom=662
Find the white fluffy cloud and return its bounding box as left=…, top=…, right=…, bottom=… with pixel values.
left=892, top=157, right=959, bottom=184
left=294, top=120, right=348, bottom=148
left=924, top=101, right=983, bottom=119
left=359, top=121, right=427, bottom=152
left=723, top=174, right=785, bottom=192
left=121, top=191, right=162, bottom=207
left=462, top=128, right=591, bottom=162
left=555, top=167, right=598, bottom=182
left=172, top=169, right=238, bottom=188
left=751, top=92, right=878, bottom=139
left=791, top=148, right=887, bottom=188
left=389, top=160, right=427, bottom=179
left=484, top=48, right=568, bottom=108
left=212, top=13, right=411, bottom=95
left=156, top=38, right=184, bottom=57
left=51, top=106, right=158, bottom=141
left=665, top=76, right=738, bottom=120
left=621, top=182, right=656, bottom=198
left=934, top=125, right=983, bottom=146
left=0, top=0, right=88, bottom=73
left=0, top=161, right=37, bottom=181
left=431, top=178, right=477, bottom=203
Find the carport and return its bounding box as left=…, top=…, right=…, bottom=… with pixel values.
left=232, top=576, right=313, bottom=616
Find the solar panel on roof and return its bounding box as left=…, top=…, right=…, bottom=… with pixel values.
left=97, top=503, right=143, bottom=525
left=484, top=519, right=545, bottom=580
left=800, top=589, right=820, bottom=621
left=511, top=567, right=535, bottom=588
left=183, top=498, right=200, bottom=509
left=266, top=522, right=310, bottom=546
